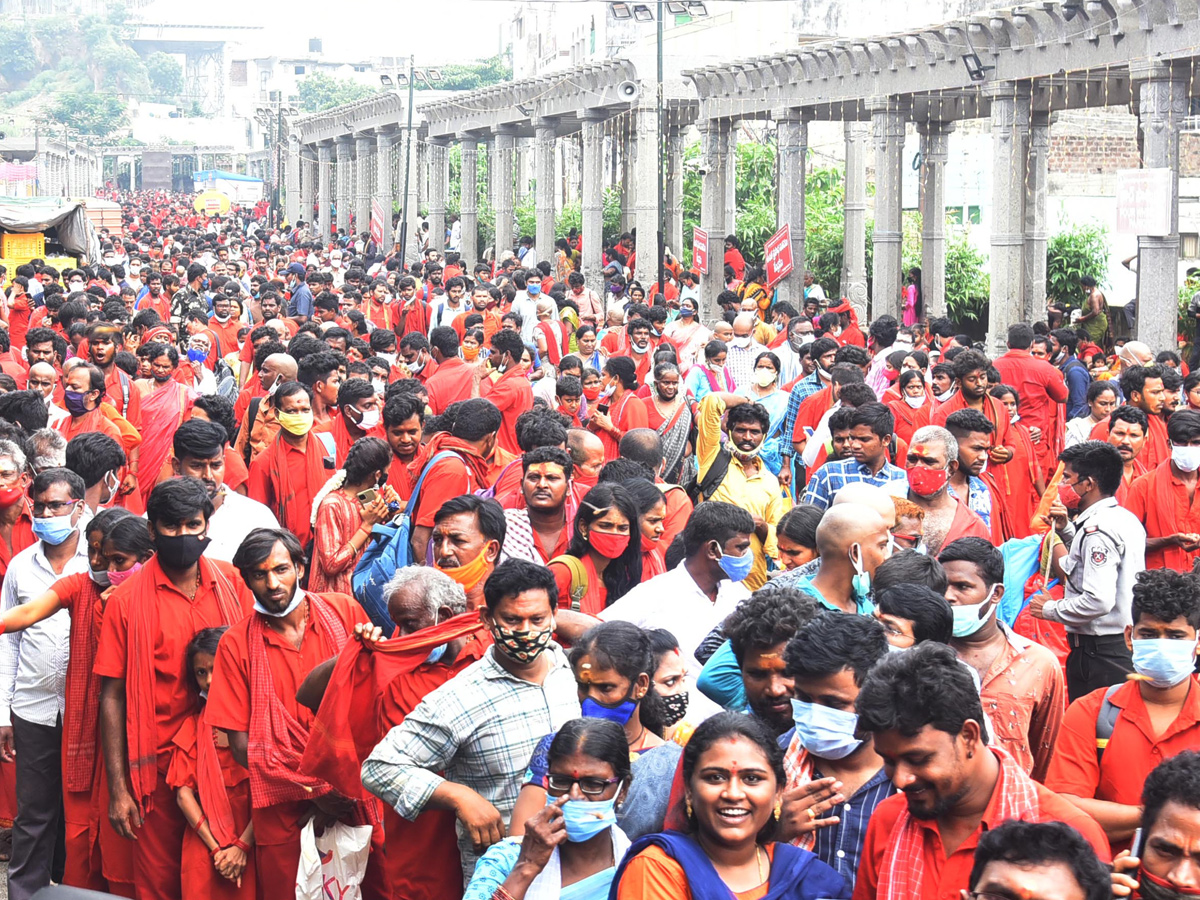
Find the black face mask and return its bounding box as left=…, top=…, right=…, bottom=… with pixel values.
left=155, top=533, right=210, bottom=570
left=660, top=691, right=689, bottom=726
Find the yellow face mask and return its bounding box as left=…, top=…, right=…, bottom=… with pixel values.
left=436, top=546, right=491, bottom=592
left=276, top=410, right=314, bottom=436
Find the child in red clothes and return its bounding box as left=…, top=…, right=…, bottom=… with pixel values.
left=168, top=627, right=256, bottom=900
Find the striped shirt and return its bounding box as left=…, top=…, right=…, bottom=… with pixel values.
left=361, top=643, right=580, bottom=880
left=781, top=372, right=826, bottom=457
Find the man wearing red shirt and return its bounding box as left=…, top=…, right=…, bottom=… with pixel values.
left=95, top=479, right=253, bottom=900
left=480, top=330, right=534, bottom=457
left=851, top=643, right=1109, bottom=900
left=208, top=294, right=241, bottom=359
left=1046, top=568, right=1200, bottom=854
left=993, top=323, right=1069, bottom=474
left=207, top=529, right=373, bottom=896
left=1125, top=408, right=1200, bottom=571
left=5, top=273, right=32, bottom=352
left=1090, top=365, right=1170, bottom=470
left=400, top=332, right=439, bottom=386
left=87, top=324, right=142, bottom=430
left=382, top=394, right=425, bottom=502
left=425, top=327, right=474, bottom=415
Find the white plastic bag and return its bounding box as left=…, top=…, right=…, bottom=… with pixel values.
left=295, top=819, right=373, bottom=900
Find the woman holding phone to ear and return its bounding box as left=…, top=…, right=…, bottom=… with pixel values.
left=308, top=437, right=394, bottom=594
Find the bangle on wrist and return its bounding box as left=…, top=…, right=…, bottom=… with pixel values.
left=233, top=838, right=251, bottom=853
left=193, top=813, right=208, bottom=832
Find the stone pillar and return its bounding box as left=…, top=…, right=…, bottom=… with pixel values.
left=634, top=103, right=660, bottom=285
left=427, top=137, right=449, bottom=257
left=317, top=142, right=333, bottom=241
left=841, top=122, right=870, bottom=318
left=700, top=119, right=732, bottom=321
left=774, top=108, right=808, bottom=309
left=987, top=83, right=1031, bottom=354
left=299, top=150, right=315, bottom=227
left=918, top=121, right=953, bottom=321
left=285, top=136, right=301, bottom=225
left=533, top=119, right=557, bottom=266
left=403, top=127, right=420, bottom=258
left=1133, top=63, right=1189, bottom=351
left=459, top=133, right=479, bottom=265
left=1023, top=112, right=1050, bottom=324
left=354, top=135, right=373, bottom=237
left=370, top=129, right=393, bottom=244
left=515, top=140, right=529, bottom=204
left=493, top=124, right=517, bottom=259
left=665, top=129, right=685, bottom=261
left=871, top=99, right=908, bottom=320
left=723, top=124, right=738, bottom=244
left=335, top=137, right=352, bottom=233
left=581, top=111, right=607, bottom=300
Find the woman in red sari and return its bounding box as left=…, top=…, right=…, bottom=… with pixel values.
left=135, top=343, right=196, bottom=505
left=989, top=385, right=1045, bottom=540
left=887, top=369, right=932, bottom=444
left=309, top=437, right=395, bottom=595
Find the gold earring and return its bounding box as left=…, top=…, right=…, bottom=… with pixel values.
left=685, top=797, right=693, bottom=818
left=774, top=801, right=782, bottom=821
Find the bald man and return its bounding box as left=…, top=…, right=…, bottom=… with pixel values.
left=788, top=504, right=892, bottom=614
left=234, top=352, right=298, bottom=463
left=27, top=361, right=68, bottom=427
left=567, top=427, right=604, bottom=490
left=832, top=481, right=898, bottom=530
left=726, top=312, right=769, bottom=391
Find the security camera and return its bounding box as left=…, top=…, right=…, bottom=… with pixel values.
left=617, top=80, right=640, bottom=101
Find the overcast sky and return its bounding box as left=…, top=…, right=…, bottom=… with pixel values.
left=137, top=0, right=516, bottom=63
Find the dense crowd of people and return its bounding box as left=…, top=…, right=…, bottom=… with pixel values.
left=0, top=188, right=1194, bottom=900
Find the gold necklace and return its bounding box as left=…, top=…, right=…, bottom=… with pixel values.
left=756, top=845, right=765, bottom=884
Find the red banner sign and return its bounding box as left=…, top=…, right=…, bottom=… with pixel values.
left=693, top=227, right=709, bottom=275
left=764, top=225, right=794, bottom=286
left=370, top=199, right=385, bottom=247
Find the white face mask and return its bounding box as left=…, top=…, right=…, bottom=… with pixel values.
left=357, top=408, right=381, bottom=430
left=904, top=395, right=925, bottom=409
left=753, top=369, right=776, bottom=388
left=1173, top=444, right=1200, bottom=473
left=1010, top=412, right=1020, bottom=424
left=935, top=387, right=956, bottom=403
left=731, top=335, right=752, bottom=349
left=371, top=378, right=386, bottom=395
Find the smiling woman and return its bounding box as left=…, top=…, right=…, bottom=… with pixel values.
left=610, top=712, right=850, bottom=900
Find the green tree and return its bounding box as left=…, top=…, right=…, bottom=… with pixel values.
left=1046, top=221, right=1109, bottom=310
left=432, top=55, right=513, bottom=92
left=145, top=52, right=183, bottom=101
left=46, top=93, right=128, bottom=138
left=297, top=72, right=378, bottom=113
left=944, top=233, right=991, bottom=324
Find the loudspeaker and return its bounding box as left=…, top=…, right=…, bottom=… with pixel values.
left=617, top=80, right=640, bottom=101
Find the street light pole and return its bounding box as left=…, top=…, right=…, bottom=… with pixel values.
left=397, top=54, right=416, bottom=266
left=657, top=0, right=666, bottom=297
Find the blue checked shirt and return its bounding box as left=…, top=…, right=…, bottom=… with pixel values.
left=361, top=644, right=580, bottom=880
left=781, top=372, right=826, bottom=458
left=802, top=457, right=909, bottom=511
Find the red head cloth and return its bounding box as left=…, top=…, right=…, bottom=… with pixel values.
left=828, top=299, right=852, bottom=314
left=299, top=612, right=487, bottom=800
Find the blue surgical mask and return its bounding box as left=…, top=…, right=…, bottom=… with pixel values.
left=679, top=308, right=695, bottom=318
left=790, top=699, right=863, bottom=760
left=951, top=586, right=999, bottom=639
left=717, top=545, right=754, bottom=582
left=425, top=643, right=448, bottom=665
left=849, top=543, right=871, bottom=599
left=581, top=696, right=637, bottom=726
left=1132, top=638, right=1200, bottom=688
left=33, top=510, right=78, bottom=546
left=550, top=795, right=618, bottom=843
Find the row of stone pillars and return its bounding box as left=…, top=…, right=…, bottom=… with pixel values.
left=294, top=103, right=691, bottom=294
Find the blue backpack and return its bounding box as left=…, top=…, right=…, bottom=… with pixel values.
left=351, top=450, right=460, bottom=630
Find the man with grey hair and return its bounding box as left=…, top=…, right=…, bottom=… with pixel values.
left=905, top=424, right=990, bottom=555
left=25, top=429, right=65, bottom=475
left=294, top=564, right=487, bottom=899
left=725, top=312, right=768, bottom=391
left=0, top=439, right=32, bottom=582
